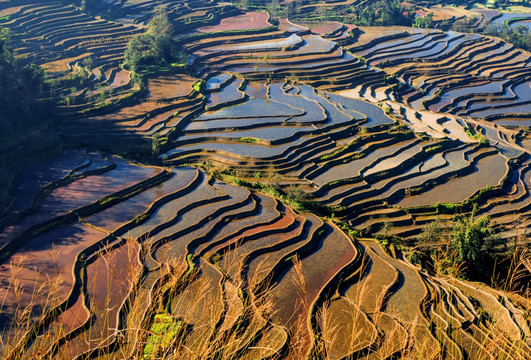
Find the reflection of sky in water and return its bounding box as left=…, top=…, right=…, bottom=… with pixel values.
left=38, top=157, right=157, bottom=213
left=186, top=116, right=292, bottom=131
left=471, top=102, right=531, bottom=119
left=244, top=82, right=268, bottom=98
left=180, top=125, right=317, bottom=141
left=358, top=33, right=427, bottom=57
left=199, top=98, right=303, bottom=120
left=432, top=81, right=507, bottom=112
left=218, top=34, right=302, bottom=51
left=371, top=36, right=460, bottom=66
left=490, top=12, right=531, bottom=30
left=205, top=73, right=232, bottom=91
left=326, top=92, right=394, bottom=127
left=440, top=81, right=506, bottom=102
left=460, top=83, right=530, bottom=113
left=162, top=138, right=308, bottom=158
left=397, top=153, right=508, bottom=207
left=311, top=140, right=416, bottom=187
left=11, top=150, right=88, bottom=210
left=509, top=19, right=531, bottom=31
left=0, top=222, right=106, bottom=333
left=206, top=79, right=244, bottom=107
left=85, top=168, right=197, bottom=231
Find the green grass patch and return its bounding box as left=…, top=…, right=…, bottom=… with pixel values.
left=239, top=137, right=258, bottom=143
left=209, top=252, right=222, bottom=264
left=99, top=196, right=119, bottom=206
left=185, top=254, right=195, bottom=276
left=143, top=312, right=184, bottom=359
left=319, top=137, right=361, bottom=161
left=465, top=127, right=489, bottom=146
left=134, top=213, right=150, bottom=224
left=192, top=79, right=205, bottom=93
left=424, top=144, right=443, bottom=153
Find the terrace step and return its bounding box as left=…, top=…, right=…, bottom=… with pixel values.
left=349, top=26, right=531, bottom=123
left=267, top=222, right=357, bottom=357
left=325, top=297, right=378, bottom=359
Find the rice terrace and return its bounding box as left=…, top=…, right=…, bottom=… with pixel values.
left=1, top=0, right=531, bottom=358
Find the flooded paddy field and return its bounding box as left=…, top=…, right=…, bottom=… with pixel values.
left=1, top=1, right=531, bottom=358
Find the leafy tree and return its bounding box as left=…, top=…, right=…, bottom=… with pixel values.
left=0, top=27, right=58, bottom=214
left=413, top=12, right=434, bottom=28
left=263, top=54, right=270, bottom=76
left=268, top=0, right=280, bottom=18
left=286, top=1, right=294, bottom=18
left=419, top=216, right=445, bottom=247
left=354, top=0, right=412, bottom=26
left=123, top=9, right=183, bottom=73
left=450, top=16, right=478, bottom=32
left=452, top=214, right=494, bottom=264
left=416, top=211, right=504, bottom=281
left=295, top=0, right=302, bottom=16
left=0, top=27, right=46, bottom=132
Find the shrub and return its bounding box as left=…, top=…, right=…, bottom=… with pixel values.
left=452, top=214, right=495, bottom=264
left=192, top=79, right=205, bottom=93
left=424, top=144, right=443, bottom=153
left=239, top=137, right=258, bottom=143
left=465, top=127, right=489, bottom=146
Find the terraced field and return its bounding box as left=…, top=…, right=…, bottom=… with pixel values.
left=1, top=0, right=530, bottom=358
left=1, top=152, right=529, bottom=359
left=346, top=26, right=531, bottom=126
left=0, top=1, right=142, bottom=70
left=159, top=75, right=529, bottom=242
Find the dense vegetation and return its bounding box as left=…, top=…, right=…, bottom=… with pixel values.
left=484, top=23, right=531, bottom=51
left=352, top=0, right=413, bottom=26
left=0, top=27, right=59, bottom=215
left=123, top=10, right=186, bottom=74
left=415, top=212, right=505, bottom=282
left=0, top=27, right=46, bottom=135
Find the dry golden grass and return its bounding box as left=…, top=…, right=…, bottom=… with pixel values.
left=0, top=239, right=529, bottom=360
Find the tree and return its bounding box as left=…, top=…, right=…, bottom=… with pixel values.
left=451, top=16, right=477, bottom=32
left=419, top=216, right=445, bottom=247
left=354, top=0, right=411, bottom=26
left=268, top=0, right=280, bottom=19
left=82, top=56, right=94, bottom=71
left=295, top=0, right=302, bottom=17
left=122, top=9, right=182, bottom=73
left=0, top=26, right=46, bottom=130
left=450, top=212, right=505, bottom=280
left=415, top=211, right=504, bottom=280
left=263, top=54, right=270, bottom=77
left=0, top=25, right=57, bottom=207
left=286, top=1, right=294, bottom=19
left=413, top=12, right=434, bottom=28
left=452, top=214, right=494, bottom=264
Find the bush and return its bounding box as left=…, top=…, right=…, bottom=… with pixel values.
left=452, top=214, right=494, bottom=264
left=239, top=137, right=258, bottom=143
